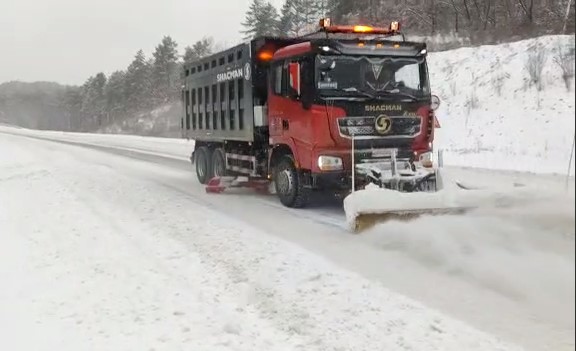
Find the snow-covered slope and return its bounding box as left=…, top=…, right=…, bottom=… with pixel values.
left=430, top=35, right=575, bottom=176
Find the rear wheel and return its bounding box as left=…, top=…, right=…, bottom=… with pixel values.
left=211, top=148, right=227, bottom=178
left=274, top=156, right=310, bottom=208
left=195, top=146, right=213, bottom=184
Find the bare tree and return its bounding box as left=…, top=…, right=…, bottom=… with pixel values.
left=554, top=41, right=575, bottom=91
left=525, top=43, right=547, bottom=91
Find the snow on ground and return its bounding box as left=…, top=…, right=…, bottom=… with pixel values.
left=0, top=133, right=523, bottom=351
left=359, top=192, right=575, bottom=339
left=430, top=35, right=575, bottom=176
left=0, top=124, right=193, bottom=161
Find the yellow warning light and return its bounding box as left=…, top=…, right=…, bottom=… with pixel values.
left=353, top=25, right=374, bottom=33
left=258, top=51, right=274, bottom=61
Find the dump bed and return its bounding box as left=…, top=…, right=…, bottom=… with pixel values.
left=182, top=42, right=255, bottom=142
left=182, top=37, right=306, bottom=143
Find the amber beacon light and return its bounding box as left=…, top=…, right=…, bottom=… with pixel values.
left=319, top=18, right=402, bottom=35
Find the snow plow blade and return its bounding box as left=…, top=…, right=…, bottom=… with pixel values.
left=350, top=207, right=472, bottom=233
left=343, top=186, right=479, bottom=233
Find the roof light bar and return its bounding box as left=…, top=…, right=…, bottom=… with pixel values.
left=318, top=18, right=401, bottom=35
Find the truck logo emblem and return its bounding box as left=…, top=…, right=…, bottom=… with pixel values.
left=374, top=115, right=392, bottom=134
left=244, top=63, right=251, bottom=81
left=217, top=67, right=245, bottom=83
left=371, top=64, right=383, bottom=80
left=365, top=104, right=402, bottom=112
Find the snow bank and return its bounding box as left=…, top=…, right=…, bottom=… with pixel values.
left=0, top=133, right=524, bottom=351
left=0, top=124, right=194, bottom=161
left=430, top=35, right=575, bottom=176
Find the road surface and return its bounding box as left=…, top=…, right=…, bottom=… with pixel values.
left=1, top=127, right=574, bottom=351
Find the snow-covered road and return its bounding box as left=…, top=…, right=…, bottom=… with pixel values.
left=1, top=128, right=574, bottom=351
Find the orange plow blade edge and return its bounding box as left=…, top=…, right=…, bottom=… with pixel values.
left=350, top=207, right=473, bottom=233
left=343, top=187, right=478, bottom=233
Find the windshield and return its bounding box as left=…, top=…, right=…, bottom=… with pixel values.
left=315, top=55, right=430, bottom=99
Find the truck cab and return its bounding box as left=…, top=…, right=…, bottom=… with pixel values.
left=266, top=20, right=440, bottom=206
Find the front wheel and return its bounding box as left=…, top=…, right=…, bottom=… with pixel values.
left=274, top=156, right=310, bottom=208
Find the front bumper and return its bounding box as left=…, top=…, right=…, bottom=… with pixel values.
left=311, top=171, right=351, bottom=190
left=311, top=147, right=437, bottom=192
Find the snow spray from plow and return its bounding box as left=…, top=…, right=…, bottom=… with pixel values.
left=342, top=144, right=529, bottom=233
left=343, top=174, right=535, bottom=233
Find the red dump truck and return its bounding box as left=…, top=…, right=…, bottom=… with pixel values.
left=181, top=18, right=441, bottom=208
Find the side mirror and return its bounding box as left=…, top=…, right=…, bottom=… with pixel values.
left=431, top=95, right=441, bottom=111
left=288, top=62, right=300, bottom=98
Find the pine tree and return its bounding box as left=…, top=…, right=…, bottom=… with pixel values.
left=326, top=0, right=356, bottom=23
left=61, top=87, right=83, bottom=131
left=151, top=36, right=180, bottom=104
left=276, top=0, right=329, bottom=36
left=278, top=0, right=297, bottom=36
left=241, top=0, right=280, bottom=40
left=79, top=73, right=107, bottom=129
left=124, top=50, right=152, bottom=112
left=312, top=0, right=334, bottom=18
left=104, top=70, right=126, bottom=124
left=183, top=37, right=214, bottom=64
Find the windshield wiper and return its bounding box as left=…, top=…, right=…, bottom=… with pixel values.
left=380, top=89, right=420, bottom=101
left=340, top=87, right=376, bottom=99
left=320, top=87, right=377, bottom=101
left=321, top=86, right=420, bottom=101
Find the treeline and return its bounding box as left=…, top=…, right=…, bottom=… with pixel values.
left=0, top=35, right=215, bottom=133
left=242, top=0, right=575, bottom=43
left=59, top=36, right=216, bottom=132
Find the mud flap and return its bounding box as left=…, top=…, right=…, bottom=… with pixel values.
left=205, top=176, right=271, bottom=194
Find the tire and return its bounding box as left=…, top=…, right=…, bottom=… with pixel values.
left=211, top=148, right=227, bottom=178
left=195, top=146, right=213, bottom=184
left=274, top=156, right=311, bottom=208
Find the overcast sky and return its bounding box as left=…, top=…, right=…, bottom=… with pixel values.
left=0, top=0, right=285, bottom=85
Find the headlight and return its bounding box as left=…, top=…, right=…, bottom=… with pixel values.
left=318, top=156, right=343, bottom=171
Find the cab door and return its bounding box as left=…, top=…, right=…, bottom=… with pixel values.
left=285, top=58, right=314, bottom=156
left=267, top=61, right=286, bottom=139
left=268, top=57, right=315, bottom=169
